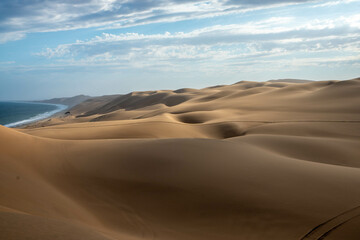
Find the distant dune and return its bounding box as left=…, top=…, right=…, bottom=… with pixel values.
left=1, top=78, right=360, bottom=240
left=267, top=78, right=314, bottom=83
left=36, top=94, right=93, bottom=108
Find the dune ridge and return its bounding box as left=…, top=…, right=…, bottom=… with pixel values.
left=1, top=79, right=360, bottom=240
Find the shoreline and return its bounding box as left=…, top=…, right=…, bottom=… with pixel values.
left=3, top=102, right=68, bottom=128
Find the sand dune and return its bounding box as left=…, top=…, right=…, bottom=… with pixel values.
left=36, top=94, right=93, bottom=108
left=1, top=79, right=360, bottom=239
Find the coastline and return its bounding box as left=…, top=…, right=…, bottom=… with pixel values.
left=3, top=102, right=68, bottom=128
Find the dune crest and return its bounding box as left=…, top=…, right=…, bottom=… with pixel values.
left=1, top=79, right=360, bottom=240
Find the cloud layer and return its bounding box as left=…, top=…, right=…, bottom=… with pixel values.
left=0, top=0, right=317, bottom=43
left=37, top=13, right=360, bottom=72
left=1, top=0, right=359, bottom=101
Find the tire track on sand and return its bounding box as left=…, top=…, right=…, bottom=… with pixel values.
left=300, top=206, right=360, bottom=240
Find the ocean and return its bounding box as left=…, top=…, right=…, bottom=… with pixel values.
left=0, top=101, right=68, bottom=128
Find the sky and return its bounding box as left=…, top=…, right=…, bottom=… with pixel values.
left=0, top=0, right=359, bottom=100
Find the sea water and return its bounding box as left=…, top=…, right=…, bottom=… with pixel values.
left=0, top=101, right=68, bottom=128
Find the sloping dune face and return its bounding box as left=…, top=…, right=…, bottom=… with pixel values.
left=1, top=79, right=360, bottom=240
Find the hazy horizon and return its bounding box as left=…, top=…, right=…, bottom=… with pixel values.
left=0, top=78, right=342, bottom=101
left=1, top=0, right=359, bottom=100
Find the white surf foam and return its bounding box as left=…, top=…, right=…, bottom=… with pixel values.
left=4, top=103, right=68, bottom=128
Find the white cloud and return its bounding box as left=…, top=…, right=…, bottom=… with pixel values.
left=0, top=0, right=319, bottom=43
left=37, top=14, right=360, bottom=64
left=0, top=32, right=26, bottom=44
left=30, top=13, right=359, bottom=78
left=311, top=0, right=359, bottom=8
left=37, top=45, right=71, bottom=58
